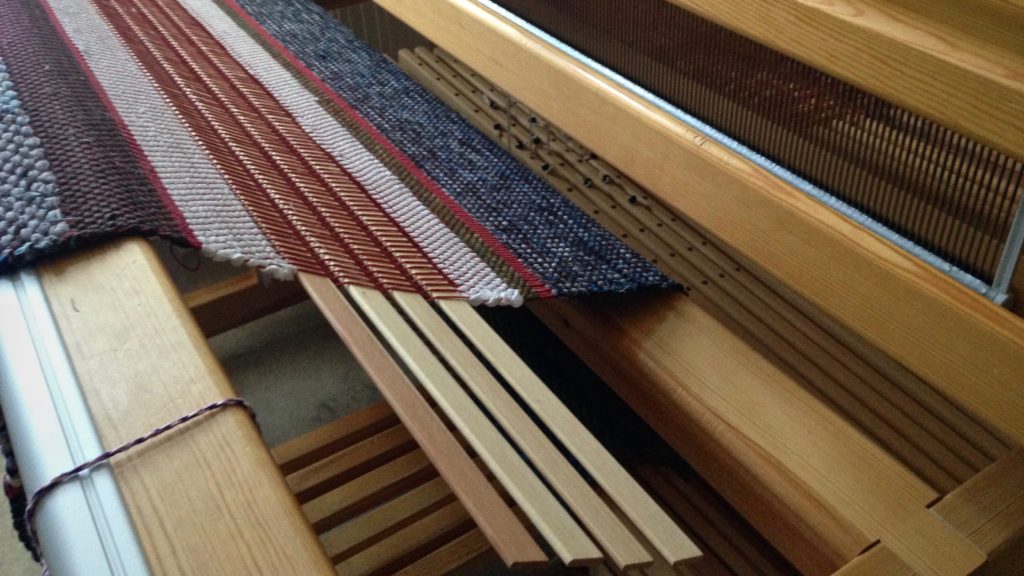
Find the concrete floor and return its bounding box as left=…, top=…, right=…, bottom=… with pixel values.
left=158, top=242, right=382, bottom=447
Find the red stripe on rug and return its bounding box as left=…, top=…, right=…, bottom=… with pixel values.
left=216, top=0, right=553, bottom=298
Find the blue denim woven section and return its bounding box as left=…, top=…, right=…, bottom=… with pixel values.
left=235, top=0, right=674, bottom=297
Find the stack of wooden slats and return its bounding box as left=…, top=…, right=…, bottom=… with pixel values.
left=274, top=400, right=802, bottom=576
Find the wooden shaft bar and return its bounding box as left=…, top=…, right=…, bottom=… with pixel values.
left=298, top=273, right=547, bottom=569
left=378, top=0, right=1024, bottom=448
left=391, top=528, right=494, bottom=576
left=272, top=401, right=400, bottom=476
left=285, top=424, right=416, bottom=503
left=320, top=475, right=456, bottom=562
left=333, top=499, right=475, bottom=576
left=303, top=449, right=436, bottom=534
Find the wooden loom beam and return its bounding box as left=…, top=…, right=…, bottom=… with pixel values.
left=665, top=0, right=1024, bottom=163
left=836, top=448, right=1024, bottom=575
left=376, top=0, right=1024, bottom=448
left=38, top=238, right=334, bottom=576
left=531, top=292, right=986, bottom=576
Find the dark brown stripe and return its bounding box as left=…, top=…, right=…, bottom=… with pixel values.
left=0, top=0, right=191, bottom=250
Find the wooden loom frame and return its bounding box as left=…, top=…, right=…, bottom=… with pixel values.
left=372, top=0, right=1024, bottom=448
left=377, top=0, right=1024, bottom=574
left=15, top=0, right=1024, bottom=574
left=32, top=235, right=703, bottom=575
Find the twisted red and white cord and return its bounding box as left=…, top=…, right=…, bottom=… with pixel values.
left=24, top=397, right=257, bottom=573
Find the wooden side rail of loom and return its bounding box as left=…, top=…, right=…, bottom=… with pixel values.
left=532, top=293, right=994, bottom=576
left=376, top=0, right=1024, bottom=451
left=35, top=238, right=334, bottom=576
left=664, top=0, right=1024, bottom=163
left=380, top=14, right=1024, bottom=576
left=836, top=448, right=1024, bottom=576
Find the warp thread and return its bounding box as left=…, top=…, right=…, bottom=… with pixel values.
left=23, top=397, right=257, bottom=571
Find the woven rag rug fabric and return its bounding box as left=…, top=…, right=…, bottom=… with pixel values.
left=0, top=0, right=672, bottom=305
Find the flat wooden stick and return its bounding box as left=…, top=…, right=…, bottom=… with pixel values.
left=333, top=499, right=474, bottom=576
left=391, top=528, right=494, bottom=576
left=347, top=285, right=602, bottom=567
left=392, top=291, right=652, bottom=570
left=320, top=475, right=455, bottom=562
left=302, top=449, right=436, bottom=534
left=285, top=424, right=416, bottom=503
left=438, top=299, right=701, bottom=567
left=272, top=401, right=400, bottom=476
left=299, top=273, right=546, bottom=569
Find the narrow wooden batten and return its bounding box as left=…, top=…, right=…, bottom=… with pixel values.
left=298, top=273, right=548, bottom=569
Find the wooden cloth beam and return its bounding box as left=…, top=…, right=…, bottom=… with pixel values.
left=39, top=239, right=334, bottom=576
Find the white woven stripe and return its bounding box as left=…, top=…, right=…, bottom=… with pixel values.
left=43, top=0, right=293, bottom=279
left=180, top=0, right=521, bottom=306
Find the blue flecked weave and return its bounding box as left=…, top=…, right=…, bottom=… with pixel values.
left=235, top=0, right=673, bottom=296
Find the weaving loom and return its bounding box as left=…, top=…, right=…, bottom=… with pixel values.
left=0, top=0, right=1022, bottom=575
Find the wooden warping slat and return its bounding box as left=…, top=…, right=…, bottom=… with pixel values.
left=299, top=274, right=548, bottom=569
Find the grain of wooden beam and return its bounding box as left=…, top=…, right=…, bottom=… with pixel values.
left=40, top=239, right=334, bottom=575
left=531, top=292, right=985, bottom=576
